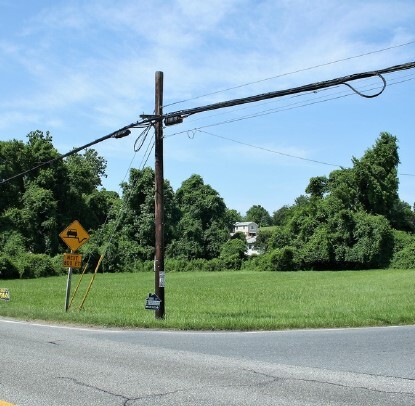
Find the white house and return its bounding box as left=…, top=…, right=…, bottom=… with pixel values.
left=233, top=221, right=258, bottom=237
left=232, top=222, right=260, bottom=256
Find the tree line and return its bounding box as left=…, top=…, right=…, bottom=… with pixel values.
left=1, top=130, right=415, bottom=278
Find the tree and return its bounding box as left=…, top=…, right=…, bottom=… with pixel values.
left=245, top=205, right=272, bottom=226
left=306, top=176, right=328, bottom=198
left=103, top=167, right=176, bottom=263
left=0, top=139, right=27, bottom=213
left=0, top=131, right=110, bottom=257
left=65, top=149, right=107, bottom=195
left=170, top=174, right=229, bottom=260
left=272, top=205, right=291, bottom=226
left=352, top=132, right=400, bottom=221
left=219, top=238, right=246, bottom=269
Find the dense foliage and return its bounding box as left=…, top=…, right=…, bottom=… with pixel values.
left=1, top=131, right=414, bottom=278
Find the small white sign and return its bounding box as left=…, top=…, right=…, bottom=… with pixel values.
left=159, top=271, right=165, bottom=288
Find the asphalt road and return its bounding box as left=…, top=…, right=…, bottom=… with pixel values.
left=1, top=318, right=415, bottom=405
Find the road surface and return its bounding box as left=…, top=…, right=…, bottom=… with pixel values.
left=1, top=318, right=414, bottom=405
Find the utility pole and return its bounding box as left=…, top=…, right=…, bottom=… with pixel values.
left=154, top=71, right=165, bottom=319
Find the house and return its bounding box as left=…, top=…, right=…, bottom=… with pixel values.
left=232, top=222, right=260, bottom=256
left=233, top=222, right=258, bottom=237
left=246, top=236, right=259, bottom=256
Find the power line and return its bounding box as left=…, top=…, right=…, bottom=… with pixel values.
left=195, top=129, right=343, bottom=168
left=163, top=61, right=415, bottom=120
left=181, top=71, right=415, bottom=126
left=0, top=121, right=151, bottom=185
left=164, top=75, right=415, bottom=136
left=163, top=41, right=415, bottom=108
left=171, top=128, right=415, bottom=177
left=3, top=61, right=415, bottom=186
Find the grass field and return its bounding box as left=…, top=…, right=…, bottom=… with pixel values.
left=0, top=269, right=414, bottom=330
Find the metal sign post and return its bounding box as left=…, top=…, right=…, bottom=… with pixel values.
left=60, top=220, right=90, bottom=312
left=64, top=251, right=73, bottom=311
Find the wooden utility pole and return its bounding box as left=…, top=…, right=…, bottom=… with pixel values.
left=154, top=71, right=165, bottom=319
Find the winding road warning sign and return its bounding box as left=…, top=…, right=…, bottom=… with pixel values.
left=59, top=220, right=89, bottom=252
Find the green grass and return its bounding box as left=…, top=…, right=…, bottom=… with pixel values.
left=1, top=269, right=415, bottom=330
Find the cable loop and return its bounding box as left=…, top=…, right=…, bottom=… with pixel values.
left=134, top=126, right=151, bottom=152
left=342, top=73, right=386, bottom=98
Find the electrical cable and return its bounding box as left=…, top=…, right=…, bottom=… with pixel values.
left=192, top=129, right=342, bottom=168
left=3, top=61, right=414, bottom=186
left=81, top=125, right=156, bottom=278
left=163, top=40, right=415, bottom=108
left=342, top=73, right=386, bottom=98
left=181, top=71, right=415, bottom=125
left=101, top=129, right=156, bottom=252
left=163, top=61, right=415, bottom=120
left=175, top=128, right=415, bottom=177
left=164, top=73, right=415, bottom=138
left=0, top=121, right=151, bottom=185
left=69, top=129, right=146, bottom=280
left=134, top=125, right=151, bottom=152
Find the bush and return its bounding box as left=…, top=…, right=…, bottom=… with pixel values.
left=392, top=230, right=415, bottom=255
left=390, top=243, right=415, bottom=269
left=242, top=254, right=272, bottom=272
left=300, top=226, right=333, bottom=270
left=219, top=239, right=246, bottom=270
left=0, top=231, right=26, bottom=257
left=345, top=213, right=393, bottom=268
left=17, top=253, right=58, bottom=278
left=270, top=247, right=295, bottom=271
left=0, top=255, right=20, bottom=279
left=51, top=254, right=71, bottom=276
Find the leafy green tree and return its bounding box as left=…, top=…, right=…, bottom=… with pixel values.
left=65, top=149, right=107, bottom=195
left=352, top=132, right=400, bottom=220
left=83, top=189, right=120, bottom=230
left=0, top=139, right=28, bottom=213
left=270, top=247, right=295, bottom=271
left=245, top=204, right=272, bottom=226
left=299, top=225, right=332, bottom=269
left=21, top=184, right=59, bottom=254
left=100, top=167, right=176, bottom=266
left=306, top=176, right=329, bottom=198
left=225, top=209, right=243, bottom=230
left=272, top=205, right=291, bottom=226
left=219, top=238, right=246, bottom=269
left=0, top=131, right=110, bottom=258
left=170, top=174, right=229, bottom=260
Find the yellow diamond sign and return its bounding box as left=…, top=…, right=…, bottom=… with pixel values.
left=59, top=220, right=90, bottom=252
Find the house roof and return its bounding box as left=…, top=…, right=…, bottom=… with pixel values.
left=234, top=222, right=257, bottom=227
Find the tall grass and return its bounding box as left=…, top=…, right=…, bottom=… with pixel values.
left=1, top=269, right=414, bottom=330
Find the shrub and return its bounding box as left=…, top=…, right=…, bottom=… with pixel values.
left=0, top=231, right=26, bottom=257
left=390, top=243, right=415, bottom=269
left=392, top=230, right=415, bottom=255
left=300, top=226, right=333, bottom=270
left=345, top=213, right=393, bottom=268
left=18, top=253, right=58, bottom=278
left=51, top=254, right=66, bottom=276
left=0, top=255, right=20, bottom=279
left=219, top=239, right=246, bottom=270
left=242, top=254, right=272, bottom=272
left=270, top=247, right=295, bottom=271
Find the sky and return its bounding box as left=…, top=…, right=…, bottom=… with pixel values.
left=1, top=0, right=415, bottom=216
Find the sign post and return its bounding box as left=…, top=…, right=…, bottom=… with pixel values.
left=64, top=251, right=74, bottom=311
left=59, top=220, right=90, bottom=311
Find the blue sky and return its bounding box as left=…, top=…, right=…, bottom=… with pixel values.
left=1, top=0, right=415, bottom=215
